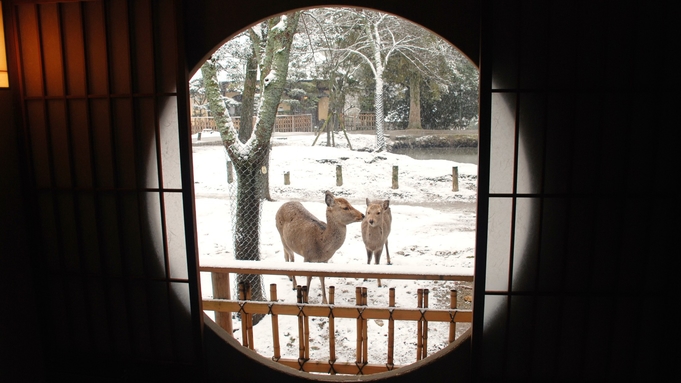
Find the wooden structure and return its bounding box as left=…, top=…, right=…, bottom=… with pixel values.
left=274, top=115, right=314, bottom=133
left=343, top=113, right=376, bottom=131
left=191, top=115, right=314, bottom=135
left=200, top=260, right=473, bottom=375
left=191, top=113, right=377, bottom=135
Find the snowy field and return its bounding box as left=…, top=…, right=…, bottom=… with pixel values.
left=193, top=130, right=477, bottom=368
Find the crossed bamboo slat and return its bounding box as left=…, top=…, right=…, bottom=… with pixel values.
left=328, top=286, right=336, bottom=374
left=213, top=282, right=471, bottom=375
left=416, top=288, right=430, bottom=361
left=204, top=296, right=472, bottom=323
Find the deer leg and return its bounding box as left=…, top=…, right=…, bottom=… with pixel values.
left=385, top=240, right=391, bottom=265
left=284, top=248, right=296, bottom=289
left=375, top=249, right=383, bottom=287
left=364, top=249, right=373, bottom=282
left=374, top=247, right=383, bottom=265
left=374, top=248, right=385, bottom=287
left=306, top=274, right=327, bottom=304
left=320, top=276, right=327, bottom=304
left=306, top=275, right=313, bottom=296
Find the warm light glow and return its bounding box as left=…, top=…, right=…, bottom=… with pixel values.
left=0, top=1, right=9, bottom=88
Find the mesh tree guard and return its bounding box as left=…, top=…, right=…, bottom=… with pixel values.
left=226, top=144, right=270, bottom=325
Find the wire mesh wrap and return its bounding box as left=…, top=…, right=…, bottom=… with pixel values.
left=226, top=143, right=270, bottom=325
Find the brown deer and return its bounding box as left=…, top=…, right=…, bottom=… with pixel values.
left=275, top=190, right=364, bottom=304
left=361, top=198, right=392, bottom=287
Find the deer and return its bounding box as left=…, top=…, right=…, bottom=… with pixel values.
left=275, top=190, right=364, bottom=304
left=361, top=198, right=392, bottom=287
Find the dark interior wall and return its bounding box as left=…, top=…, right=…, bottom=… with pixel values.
left=0, top=91, right=44, bottom=381
left=1, top=3, right=42, bottom=378
left=2, top=1, right=201, bottom=380
left=182, top=0, right=480, bottom=75
left=0, top=0, right=679, bottom=382
left=475, top=1, right=678, bottom=381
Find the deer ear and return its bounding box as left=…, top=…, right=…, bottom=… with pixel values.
left=383, top=199, right=390, bottom=209
left=366, top=198, right=370, bottom=206
left=325, top=191, right=335, bottom=207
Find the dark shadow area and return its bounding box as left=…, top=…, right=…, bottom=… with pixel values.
left=0, top=1, right=678, bottom=382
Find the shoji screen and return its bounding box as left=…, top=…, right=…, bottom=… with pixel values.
left=475, top=1, right=673, bottom=381
left=12, top=0, right=200, bottom=366
left=475, top=1, right=591, bottom=379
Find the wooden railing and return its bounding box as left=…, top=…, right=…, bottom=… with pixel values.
left=191, top=113, right=379, bottom=135
left=343, top=113, right=376, bottom=131
left=191, top=115, right=314, bottom=135
left=273, top=115, right=314, bottom=133
left=200, top=260, right=473, bottom=375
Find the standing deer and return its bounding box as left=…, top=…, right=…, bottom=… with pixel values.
left=275, top=190, right=364, bottom=304
left=361, top=198, right=392, bottom=287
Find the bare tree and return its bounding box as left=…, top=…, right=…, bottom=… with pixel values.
left=295, top=9, right=363, bottom=146
left=201, top=12, right=300, bottom=317
left=189, top=77, right=208, bottom=117
left=306, top=8, right=478, bottom=136
left=320, top=9, right=435, bottom=151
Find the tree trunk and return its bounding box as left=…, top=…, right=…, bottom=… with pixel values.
left=233, top=157, right=265, bottom=263
left=262, top=146, right=273, bottom=201
left=241, top=52, right=272, bottom=201
left=326, top=114, right=331, bottom=146
left=201, top=12, right=300, bottom=325
left=407, top=74, right=422, bottom=130
left=374, top=75, right=386, bottom=151
left=367, top=20, right=386, bottom=151
left=240, top=52, right=257, bottom=142
left=326, top=73, right=344, bottom=147
left=233, top=162, right=265, bottom=324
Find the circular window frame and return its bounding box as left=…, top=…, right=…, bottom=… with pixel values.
left=186, top=4, right=481, bottom=381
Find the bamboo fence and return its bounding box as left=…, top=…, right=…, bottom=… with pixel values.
left=200, top=260, right=473, bottom=375
left=191, top=113, right=377, bottom=135
left=191, top=115, right=314, bottom=135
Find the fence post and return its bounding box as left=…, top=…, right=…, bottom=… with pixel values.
left=284, top=171, right=290, bottom=185
left=422, top=289, right=429, bottom=358
left=449, top=289, right=457, bottom=343
left=297, top=286, right=305, bottom=361
left=416, top=289, right=423, bottom=361
left=362, top=287, right=368, bottom=365
left=392, top=166, right=399, bottom=189
left=245, top=282, right=255, bottom=349
left=329, top=286, right=336, bottom=374
left=387, top=288, right=395, bottom=369
left=452, top=166, right=459, bottom=192
left=336, top=165, right=343, bottom=186
left=303, top=286, right=310, bottom=360
left=355, top=287, right=363, bottom=366
left=211, top=272, right=232, bottom=335
left=270, top=284, right=281, bottom=360
left=238, top=282, right=249, bottom=348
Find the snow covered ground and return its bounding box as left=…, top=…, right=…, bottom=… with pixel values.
left=192, top=130, right=477, bottom=369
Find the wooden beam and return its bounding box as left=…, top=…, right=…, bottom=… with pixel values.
left=202, top=299, right=472, bottom=323
left=277, top=358, right=400, bottom=375
left=200, top=260, right=473, bottom=282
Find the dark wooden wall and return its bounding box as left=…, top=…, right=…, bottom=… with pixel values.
left=0, top=0, right=678, bottom=382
